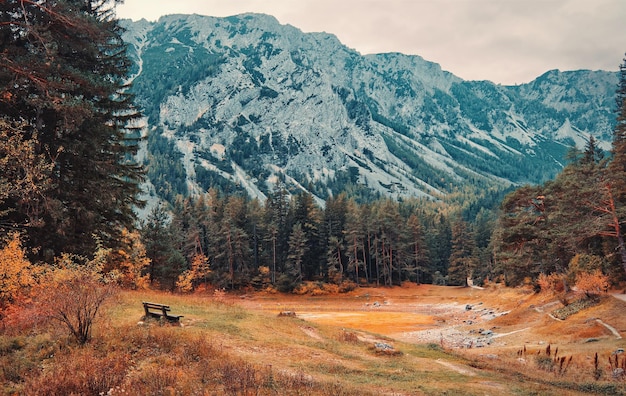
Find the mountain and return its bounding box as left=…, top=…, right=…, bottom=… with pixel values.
left=120, top=13, right=618, bottom=207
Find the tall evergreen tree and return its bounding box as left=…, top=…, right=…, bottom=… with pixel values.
left=406, top=213, right=427, bottom=284
left=375, top=199, right=405, bottom=286
left=263, top=186, right=291, bottom=283
left=606, top=55, right=626, bottom=275
left=141, top=204, right=180, bottom=288
left=427, top=214, right=452, bottom=283
left=582, top=135, right=604, bottom=165
left=447, top=218, right=476, bottom=286
left=291, top=192, right=322, bottom=280
left=345, top=198, right=365, bottom=283
left=0, top=0, right=144, bottom=257
left=280, top=222, right=307, bottom=291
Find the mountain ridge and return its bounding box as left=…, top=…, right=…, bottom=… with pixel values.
left=120, top=13, right=618, bottom=207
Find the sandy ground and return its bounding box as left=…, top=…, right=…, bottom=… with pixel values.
left=237, top=284, right=626, bottom=353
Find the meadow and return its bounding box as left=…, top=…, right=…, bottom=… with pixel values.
left=1, top=284, right=625, bottom=395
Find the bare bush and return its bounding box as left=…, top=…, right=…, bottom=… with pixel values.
left=36, top=253, right=117, bottom=344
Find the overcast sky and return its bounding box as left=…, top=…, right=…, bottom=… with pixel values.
left=115, top=0, right=626, bottom=85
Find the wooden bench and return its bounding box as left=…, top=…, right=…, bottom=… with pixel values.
left=142, top=302, right=183, bottom=323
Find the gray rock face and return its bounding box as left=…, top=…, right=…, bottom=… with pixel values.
left=121, top=13, right=618, bottom=204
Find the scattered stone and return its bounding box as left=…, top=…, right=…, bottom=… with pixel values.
left=585, top=338, right=600, bottom=343
left=465, top=304, right=473, bottom=311
left=613, top=348, right=625, bottom=355
left=372, top=301, right=381, bottom=307
left=613, top=368, right=625, bottom=379
left=278, top=311, right=296, bottom=317
left=375, top=342, right=394, bottom=351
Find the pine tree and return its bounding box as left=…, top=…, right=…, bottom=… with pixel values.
left=606, top=55, right=626, bottom=275
left=280, top=222, right=307, bottom=291
left=406, top=213, right=427, bottom=284
left=291, top=192, right=321, bottom=280
left=375, top=199, right=405, bottom=286
left=141, top=204, right=180, bottom=288
left=0, top=0, right=144, bottom=257
left=582, top=135, right=604, bottom=165
left=263, top=186, right=291, bottom=283
left=427, top=214, right=452, bottom=283
left=447, top=218, right=476, bottom=286
left=492, top=186, right=547, bottom=285
left=345, top=198, right=365, bottom=284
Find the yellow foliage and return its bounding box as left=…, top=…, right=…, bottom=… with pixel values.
left=0, top=233, right=39, bottom=306
left=176, top=253, right=211, bottom=293
left=176, top=270, right=195, bottom=293
left=108, top=229, right=150, bottom=289
left=575, top=270, right=609, bottom=297
left=568, top=254, right=605, bottom=284
left=537, top=272, right=566, bottom=294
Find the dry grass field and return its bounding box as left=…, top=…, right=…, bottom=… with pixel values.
left=2, top=283, right=626, bottom=395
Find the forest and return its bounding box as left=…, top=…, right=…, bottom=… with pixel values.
left=1, top=0, right=626, bottom=315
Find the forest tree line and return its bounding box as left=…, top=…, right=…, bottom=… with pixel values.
left=141, top=189, right=496, bottom=292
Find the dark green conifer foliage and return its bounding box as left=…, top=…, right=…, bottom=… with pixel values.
left=280, top=222, right=307, bottom=291
left=141, top=204, right=179, bottom=288
left=291, top=192, right=322, bottom=279
left=406, top=213, right=427, bottom=284
left=263, top=186, right=291, bottom=283
left=447, top=218, right=476, bottom=286
left=606, top=55, right=626, bottom=273
left=0, top=0, right=144, bottom=257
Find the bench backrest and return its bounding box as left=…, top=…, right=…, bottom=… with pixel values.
left=143, top=302, right=170, bottom=310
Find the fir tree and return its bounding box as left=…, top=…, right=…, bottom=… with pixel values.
left=0, top=0, right=144, bottom=257
left=606, top=55, right=626, bottom=274
left=447, top=218, right=476, bottom=286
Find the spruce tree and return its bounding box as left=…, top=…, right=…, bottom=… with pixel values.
left=0, top=0, right=144, bottom=257
left=447, top=218, right=476, bottom=286
left=606, top=55, right=626, bottom=274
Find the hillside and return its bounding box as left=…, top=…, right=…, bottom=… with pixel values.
left=120, top=13, right=618, bottom=205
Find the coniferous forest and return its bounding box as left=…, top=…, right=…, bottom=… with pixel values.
left=1, top=0, right=626, bottom=305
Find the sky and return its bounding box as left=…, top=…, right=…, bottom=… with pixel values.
left=115, top=0, right=626, bottom=85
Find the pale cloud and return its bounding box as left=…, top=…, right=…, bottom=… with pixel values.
left=115, top=0, right=626, bottom=85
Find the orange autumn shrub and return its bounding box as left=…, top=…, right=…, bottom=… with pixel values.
left=0, top=233, right=40, bottom=310
left=537, top=272, right=566, bottom=294
left=575, top=270, right=609, bottom=297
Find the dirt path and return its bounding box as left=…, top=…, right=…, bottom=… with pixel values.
left=595, top=319, right=622, bottom=339
left=612, top=293, right=626, bottom=303
left=435, top=359, right=476, bottom=376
